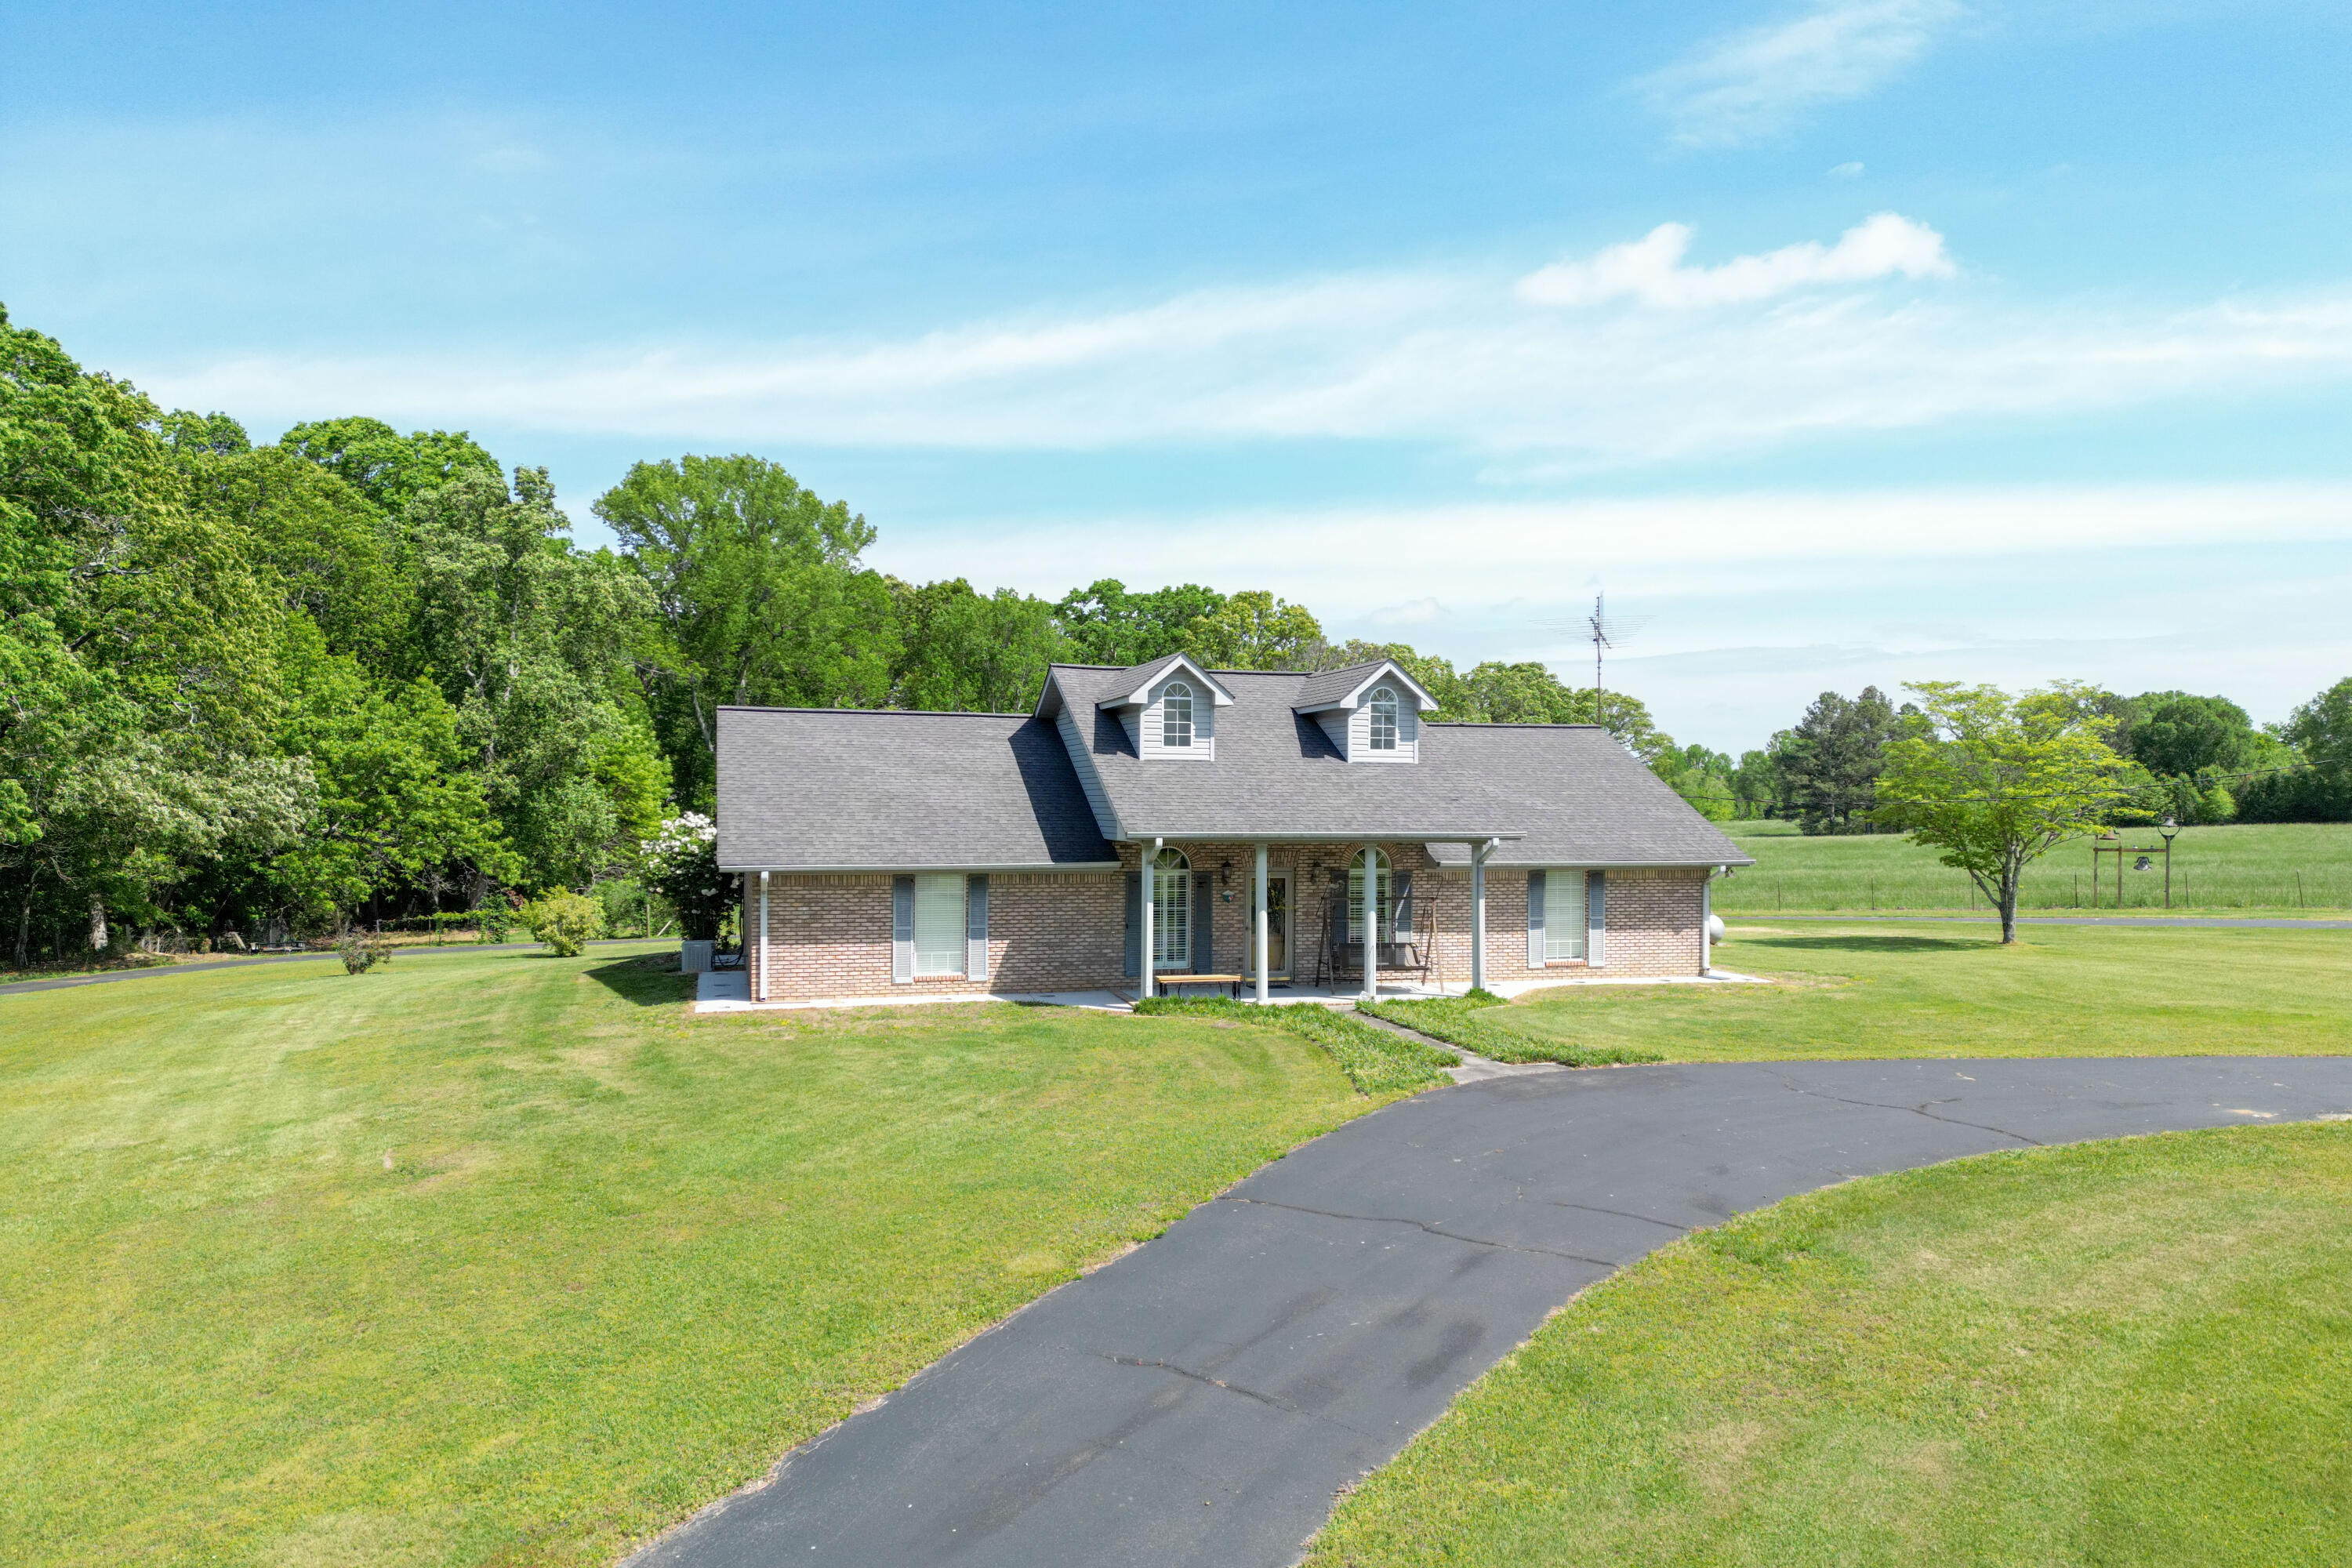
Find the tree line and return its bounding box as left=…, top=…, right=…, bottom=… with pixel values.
left=14, top=303, right=2344, bottom=967
left=2, top=308, right=1709, bottom=967
left=1723, top=681, right=2352, bottom=834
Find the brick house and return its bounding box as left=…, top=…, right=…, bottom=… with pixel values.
left=715, top=654, right=1753, bottom=1004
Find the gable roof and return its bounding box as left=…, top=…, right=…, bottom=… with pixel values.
left=715, top=706, right=1119, bottom=872
left=1290, top=659, right=1439, bottom=713
left=1091, top=654, right=1236, bottom=709
left=717, top=663, right=1752, bottom=875
left=1039, top=662, right=1751, bottom=866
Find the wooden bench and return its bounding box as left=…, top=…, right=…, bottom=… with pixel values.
left=1156, top=973, right=1246, bottom=999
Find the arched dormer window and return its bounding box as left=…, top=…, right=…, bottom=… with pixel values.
left=1162, top=681, right=1194, bottom=749
left=1367, top=687, right=1399, bottom=751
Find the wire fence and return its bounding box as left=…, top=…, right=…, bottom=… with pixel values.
left=1714, top=862, right=2350, bottom=913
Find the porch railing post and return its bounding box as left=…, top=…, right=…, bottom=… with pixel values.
left=1254, top=841, right=1269, bottom=1005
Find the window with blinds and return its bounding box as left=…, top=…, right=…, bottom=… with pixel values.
left=913, top=873, right=966, bottom=976
left=1544, top=869, right=1587, bottom=960
left=1152, top=848, right=1190, bottom=967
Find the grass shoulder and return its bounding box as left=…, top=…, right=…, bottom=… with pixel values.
left=1308, top=1120, right=2352, bottom=1566
left=1457, top=921, right=2352, bottom=1062
left=1359, top=991, right=1663, bottom=1067
left=1132, top=994, right=1457, bottom=1093
left=2, top=947, right=1378, bottom=1566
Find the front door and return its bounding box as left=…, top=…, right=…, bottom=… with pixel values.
left=1265, top=873, right=1291, bottom=979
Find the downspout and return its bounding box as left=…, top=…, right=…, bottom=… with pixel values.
left=1702, top=866, right=1719, bottom=977
left=1470, top=839, right=1492, bottom=993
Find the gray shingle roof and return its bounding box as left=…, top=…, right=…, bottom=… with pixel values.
left=1038, top=664, right=1753, bottom=867
left=715, top=707, right=1119, bottom=871
left=1288, top=660, right=1390, bottom=711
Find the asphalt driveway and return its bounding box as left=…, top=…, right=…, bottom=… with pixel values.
left=631, top=1057, right=2352, bottom=1568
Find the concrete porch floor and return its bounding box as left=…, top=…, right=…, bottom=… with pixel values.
left=692, top=967, right=1764, bottom=1014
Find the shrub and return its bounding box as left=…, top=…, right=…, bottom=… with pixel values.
left=521, top=892, right=605, bottom=957
left=1132, top=995, right=1455, bottom=1094
left=641, top=814, right=733, bottom=942
left=1360, top=994, right=1663, bottom=1068
left=475, top=898, right=516, bottom=943
left=336, top=932, right=394, bottom=975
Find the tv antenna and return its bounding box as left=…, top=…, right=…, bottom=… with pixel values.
left=1583, top=593, right=1648, bottom=702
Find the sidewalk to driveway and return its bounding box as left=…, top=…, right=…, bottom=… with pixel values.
left=628, top=1055, right=2352, bottom=1568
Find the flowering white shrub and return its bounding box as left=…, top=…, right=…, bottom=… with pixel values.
left=642, top=813, right=733, bottom=940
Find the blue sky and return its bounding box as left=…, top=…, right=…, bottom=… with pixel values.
left=6, top=0, right=2351, bottom=750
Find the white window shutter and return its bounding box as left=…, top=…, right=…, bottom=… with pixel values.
left=966, top=875, right=989, bottom=981
left=892, top=876, right=915, bottom=982
left=1526, top=870, right=1545, bottom=967
left=1586, top=871, right=1606, bottom=966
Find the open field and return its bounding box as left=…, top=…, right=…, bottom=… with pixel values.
left=0, top=945, right=1377, bottom=1566
left=1716, top=820, right=2352, bottom=913
left=1482, top=921, right=2352, bottom=1062
left=1307, top=1120, right=2352, bottom=1566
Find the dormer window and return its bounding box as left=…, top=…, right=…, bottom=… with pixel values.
left=1163, top=682, right=1194, bottom=749
left=1367, top=687, right=1399, bottom=751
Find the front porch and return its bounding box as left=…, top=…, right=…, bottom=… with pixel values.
left=1127, top=835, right=1515, bottom=1007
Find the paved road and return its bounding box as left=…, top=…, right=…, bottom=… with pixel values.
left=631, top=1057, right=2352, bottom=1568
left=1737, top=913, right=2352, bottom=929
left=0, top=938, right=674, bottom=996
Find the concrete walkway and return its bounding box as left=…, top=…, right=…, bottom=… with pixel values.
left=629, top=1056, right=2352, bottom=1568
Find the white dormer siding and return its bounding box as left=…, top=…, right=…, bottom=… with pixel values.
left=1354, top=685, right=1417, bottom=761
left=1316, top=688, right=1419, bottom=761
left=1140, top=676, right=1214, bottom=760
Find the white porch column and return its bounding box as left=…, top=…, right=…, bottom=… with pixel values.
left=1359, top=844, right=1379, bottom=1003
left=1254, top=842, right=1269, bottom=1005
left=757, top=870, right=770, bottom=1002
left=1469, top=840, right=1489, bottom=993
left=1138, top=838, right=1160, bottom=1000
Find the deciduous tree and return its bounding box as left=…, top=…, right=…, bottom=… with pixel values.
left=1875, top=681, right=2129, bottom=943
left=594, top=455, right=895, bottom=806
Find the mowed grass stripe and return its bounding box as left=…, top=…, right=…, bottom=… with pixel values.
left=0, top=946, right=1379, bottom=1566
left=1481, top=922, right=2352, bottom=1062
left=1715, top=820, right=2352, bottom=913
left=1308, top=1120, right=2352, bottom=1567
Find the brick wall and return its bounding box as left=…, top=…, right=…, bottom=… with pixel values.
left=739, top=850, right=1709, bottom=1001
left=744, top=870, right=1128, bottom=1001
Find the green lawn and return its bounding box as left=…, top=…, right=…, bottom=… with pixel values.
left=1475, top=921, right=2352, bottom=1062
left=0, top=945, right=1384, bottom=1566
left=1715, top=819, right=2352, bottom=913
left=1307, top=1120, right=2352, bottom=1566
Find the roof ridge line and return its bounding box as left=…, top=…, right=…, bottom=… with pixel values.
left=717, top=705, right=1032, bottom=717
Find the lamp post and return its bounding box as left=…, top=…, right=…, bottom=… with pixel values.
left=2158, top=816, right=2179, bottom=909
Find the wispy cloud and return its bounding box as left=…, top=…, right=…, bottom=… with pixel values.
left=145, top=212, right=2352, bottom=472
left=1515, top=213, right=1952, bottom=307
left=1636, top=0, right=1968, bottom=147
left=869, top=484, right=2352, bottom=612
